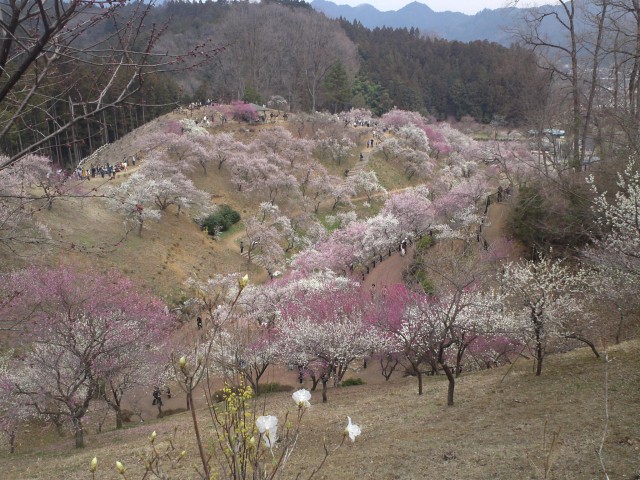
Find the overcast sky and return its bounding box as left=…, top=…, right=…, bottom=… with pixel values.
left=329, top=1, right=553, bottom=15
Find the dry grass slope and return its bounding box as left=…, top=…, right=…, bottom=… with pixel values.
left=1, top=340, right=638, bottom=479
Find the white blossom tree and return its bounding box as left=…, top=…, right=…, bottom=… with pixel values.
left=498, top=256, right=597, bottom=376
left=588, top=159, right=640, bottom=276
left=351, top=170, right=387, bottom=202
left=279, top=282, right=385, bottom=402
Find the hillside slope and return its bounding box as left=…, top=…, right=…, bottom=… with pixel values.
left=1, top=340, right=637, bottom=479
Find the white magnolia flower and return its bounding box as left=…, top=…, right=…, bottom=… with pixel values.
left=292, top=388, right=311, bottom=408
left=345, top=416, right=361, bottom=442
left=256, top=415, right=278, bottom=448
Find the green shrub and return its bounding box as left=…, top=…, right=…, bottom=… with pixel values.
left=341, top=378, right=365, bottom=387
left=202, top=204, right=241, bottom=235
left=257, top=382, right=294, bottom=395
left=416, top=235, right=433, bottom=250
left=414, top=269, right=435, bottom=295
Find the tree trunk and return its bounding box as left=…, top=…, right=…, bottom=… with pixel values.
left=72, top=416, right=84, bottom=448
left=535, top=339, right=544, bottom=376
left=564, top=333, right=600, bottom=358
left=534, top=315, right=544, bottom=376
left=616, top=311, right=624, bottom=344
left=441, top=363, right=456, bottom=406
left=321, top=379, right=328, bottom=403
left=115, top=407, right=123, bottom=430
left=310, top=373, right=320, bottom=391
left=189, top=391, right=210, bottom=480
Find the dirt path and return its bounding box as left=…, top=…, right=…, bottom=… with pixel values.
left=483, top=202, right=508, bottom=244
left=362, top=246, right=414, bottom=291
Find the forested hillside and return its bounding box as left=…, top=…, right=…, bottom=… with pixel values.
left=0, top=0, right=545, bottom=168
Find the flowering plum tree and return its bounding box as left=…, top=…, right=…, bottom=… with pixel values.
left=0, top=351, right=34, bottom=453
left=329, top=181, right=356, bottom=211
left=338, top=108, right=373, bottom=127
left=350, top=170, right=386, bottom=202
left=588, top=160, right=640, bottom=276
left=316, top=136, right=355, bottom=166
left=251, top=126, right=297, bottom=157
left=376, top=137, right=401, bottom=162
left=230, top=153, right=262, bottom=192
left=207, top=324, right=280, bottom=395
left=304, top=169, right=346, bottom=213
left=422, top=125, right=453, bottom=158
left=498, top=256, right=596, bottom=376
left=382, top=186, right=435, bottom=237
left=380, top=109, right=426, bottom=130
left=403, top=149, right=434, bottom=180
left=267, top=95, right=288, bottom=113
left=279, top=282, right=385, bottom=402
left=135, top=132, right=205, bottom=172
left=207, top=133, right=247, bottom=171
left=1, top=266, right=174, bottom=447
left=107, top=173, right=162, bottom=236
left=375, top=125, right=434, bottom=180
left=580, top=266, right=640, bottom=344
left=242, top=203, right=292, bottom=271
left=137, top=156, right=210, bottom=215
left=379, top=285, right=501, bottom=404
left=396, top=124, right=430, bottom=152
left=231, top=101, right=259, bottom=122
left=14, top=154, right=69, bottom=211
left=361, top=213, right=401, bottom=259
left=0, top=155, right=53, bottom=255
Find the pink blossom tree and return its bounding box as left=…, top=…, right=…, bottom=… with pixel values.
left=380, top=108, right=426, bottom=130
left=251, top=126, right=298, bottom=157
left=1, top=266, right=174, bottom=447
left=207, top=133, right=247, bottom=171
left=422, top=125, right=453, bottom=158
left=136, top=132, right=205, bottom=172
left=15, top=154, right=68, bottom=211
left=383, top=186, right=435, bottom=237
left=231, top=100, right=259, bottom=123
left=230, top=153, right=263, bottom=192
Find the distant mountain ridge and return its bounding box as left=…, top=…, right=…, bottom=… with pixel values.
left=311, top=0, right=550, bottom=45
